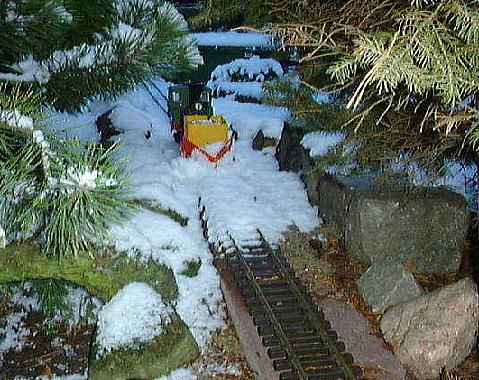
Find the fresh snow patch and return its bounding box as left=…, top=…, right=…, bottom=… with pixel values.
left=210, top=81, right=264, bottom=100
left=301, top=130, right=346, bottom=157
left=0, top=311, right=29, bottom=362
left=213, top=97, right=289, bottom=139
left=0, top=108, right=33, bottom=129
left=0, top=283, right=39, bottom=363
left=154, top=367, right=196, bottom=380
left=192, top=31, right=274, bottom=48
left=95, top=282, right=172, bottom=356
left=0, top=55, right=50, bottom=84
left=15, top=374, right=88, bottom=380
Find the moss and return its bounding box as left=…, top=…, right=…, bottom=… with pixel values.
left=134, top=199, right=189, bottom=227
left=89, top=314, right=199, bottom=380
left=0, top=241, right=178, bottom=303
left=180, top=259, right=202, bottom=278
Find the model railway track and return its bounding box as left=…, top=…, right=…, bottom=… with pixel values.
left=199, top=204, right=362, bottom=380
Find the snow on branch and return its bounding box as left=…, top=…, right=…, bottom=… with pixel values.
left=207, top=56, right=283, bottom=100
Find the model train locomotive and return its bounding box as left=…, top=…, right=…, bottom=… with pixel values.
left=167, top=83, right=235, bottom=162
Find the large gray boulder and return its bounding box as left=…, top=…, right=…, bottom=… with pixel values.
left=357, top=259, right=424, bottom=314
left=380, top=278, right=479, bottom=379
left=319, top=175, right=470, bottom=274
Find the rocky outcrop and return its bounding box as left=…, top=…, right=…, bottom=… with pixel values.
left=252, top=130, right=277, bottom=151
left=275, top=123, right=321, bottom=205
left=319, top=175, right=470, bottom=274
left=380, top=278, right=479, bottom=379
left=357, top=258, right=424, bottom=314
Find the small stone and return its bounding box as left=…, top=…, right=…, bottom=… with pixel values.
left=380, top=278, right=479, bottom=379
left=357, top=258, right=424, bottom=314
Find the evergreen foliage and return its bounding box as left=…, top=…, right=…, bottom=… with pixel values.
left=0, top=0, right=202, bottom=110
left=265, top=0, right=479, bottom=178
left=0, top=1, right=199, bottom=257
left=189, top=0, right=273, bottom=30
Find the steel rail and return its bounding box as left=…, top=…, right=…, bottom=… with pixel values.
left=256, top=231, right=357, bottom=380
left=230, top=240, right=310, bottom=380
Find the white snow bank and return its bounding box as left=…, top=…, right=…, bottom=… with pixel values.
left=301, top=130, right=346, bottom=157
left=0, top=55, right=50, bottom=84
left=196, top=140, right=319, bottom=245
left=191, top=31, right=274, bottom=47
left=46, top=76, right=318, bottom=352
left=213, top=97, right=289, bottom=139
left=95, top=283, right=172, bottom=356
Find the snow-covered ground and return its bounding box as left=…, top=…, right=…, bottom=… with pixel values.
left=45, top=56, right=319, bottom=380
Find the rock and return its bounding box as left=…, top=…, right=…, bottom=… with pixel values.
left=275, top=123, right=306, bottom=172
left=318, top=174, right=356, bottom=236
left=319, top=175, right=470, bottom=274
left=0, top=225, right=5, bottom=249
left=89, top=314, right=198, bottom=380
left=252, top=130, right=277, bottom=151
left=380, top=278, right=479, bottom=379
left=275, top=123, right=321, bottom=205
left=357, top=258, right=424, bottom=314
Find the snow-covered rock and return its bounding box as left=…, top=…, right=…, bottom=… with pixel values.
left=381, top=278, right=479, bottom=379
left=95, top=282, right=173, bottom=356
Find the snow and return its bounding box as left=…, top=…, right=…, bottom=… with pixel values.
left=47, top=75, right=317, bottom=353
left=213, top=97, right=289, bottom=139
left=155, top=368, right=196, bottom=380
left=192, top=31, right=274, bottom=48
left=210, top=81, right=264, bottom=99
left=0, top=108, right=33, bottom=129
left=64, top=286, right=103, bottom=325
left=95, top=282, right=172, bottom=356
left=0, top=55, right=50, bottom=84
left=301, top=130, right=346, bottom=157
left=0, top=283, right=39, bottom=363
left=392, top=159, right=477, bottom=209
left=207, top=56, right=283, bottom=100
left=15, top=374, right=87, bottom=380
left=209, top=56, right=283, bottom=82
left=39, top=62, right=323, bottom=380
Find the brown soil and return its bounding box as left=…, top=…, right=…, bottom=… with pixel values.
left=0, top=292, right=93, bottom=379
left=194, top=319, right=256, bottom=380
